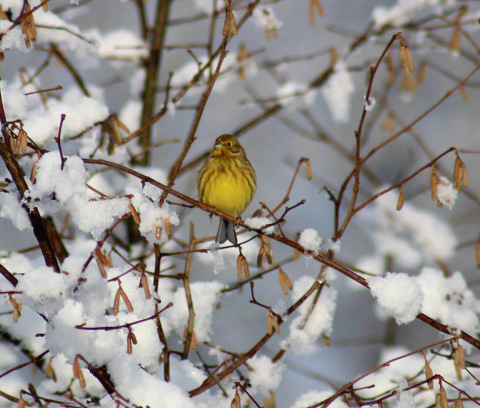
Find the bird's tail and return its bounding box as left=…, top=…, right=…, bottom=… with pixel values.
left=216, top=218, right=237, bottom=245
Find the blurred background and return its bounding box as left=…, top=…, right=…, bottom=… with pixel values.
left=2, top=0, right=480, bottom=406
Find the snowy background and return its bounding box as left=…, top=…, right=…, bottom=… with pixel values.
left=1, top=0, right=480, bottom=407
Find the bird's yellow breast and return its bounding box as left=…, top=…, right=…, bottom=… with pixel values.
left=202, top=169, right=252, bottom=216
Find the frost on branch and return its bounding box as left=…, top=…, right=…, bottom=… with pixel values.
left=369, top=272, right=424, bottom=325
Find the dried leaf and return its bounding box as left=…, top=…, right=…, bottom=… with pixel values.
left=399, top=45, right=410, bottom=76
left=305, top=161, right=312, bottom=180
left=241, top=256, right=250, bottom=278
left=127, top=333, right=133, bottom=354
left=450, top=30, right=461, bottom=53
left=129, top=204, right=141, bottom=224
left=237, top=255, right=244, bottom=280
left=113, top=288, right=121, bottom=316
left=120, top=288, right=134, bottom=312
left=417, top=63, right=427, bottom=86
left=141, top=273, right=151, bottom=299
left=396, top=188, right=404, bottom=211
left=17, top=396, right=25, bottom=408
left=257, top=245, right=265, bottom=268
left=18, top=129, right=27, bottom=153
left=440, top=385, right=448, bottom=408
left=425, top=360, right=434, bottom=389
left=164, top=218, right=171, bottom=236
left=266, top=314, right=274, bottom=335
left=264, top=390, right=276, bottom=408
left=431, top=167, right=438, bottom=201
left=309, top=0, right=324, bottom=26
left=461, top=163, right=468, bottom=188
left=95, top=257, right=107, bottom=279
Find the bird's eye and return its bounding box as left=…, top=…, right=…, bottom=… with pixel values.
left=226, top=142, right=232, bottom=146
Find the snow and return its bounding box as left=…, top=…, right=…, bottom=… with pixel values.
left=96, top=29, right=147, bottom=65
left=0, top=80, right=28, bottom=120
left=298, top=228, right=322, bottom=256
left=23, top=87, right=109, bottom=145
left=0, top=186, right=32, bottom=231
left=109, top=355, right=197, bottom=408
left=417, top=267, right=480, bottom=339
left=126, top=175, right=180, bottom=244
left=369, top=272, right=424, bottom=325
left=292, top=390, right=347, bottom=408
left=322, top=61, right=355, bottom=123
left=326, top=238, right=341, bottom=253
left=359, top=188, right=458, bottom=269
left=0, top=22, right=25, bottom=53
left=245, top=216, right=276, bottom=234
left=364, top=96, right=376, bottom=112
left=436, top=176, right=458, bottom=210
left=281, top=276, right=337, bottom=353
left=253, top=6, right=283, bottom=31
left=372, top=0, right=455, bottom=29
left=25, top=152, right=130, bottom=239
left=275, top=81, right=317, bottom=110
left=248, top=355, right=284, bottom=397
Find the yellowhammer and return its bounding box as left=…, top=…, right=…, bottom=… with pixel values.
left=197, top=134, right=256, bottom=245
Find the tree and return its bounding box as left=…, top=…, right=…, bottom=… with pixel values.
left=1, top=0, right=480, bottom=407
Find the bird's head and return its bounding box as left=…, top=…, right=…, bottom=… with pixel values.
left=212, top=134, right=246, bottom=158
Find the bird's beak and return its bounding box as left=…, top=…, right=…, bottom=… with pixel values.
left=214, top=143, right=222, bottom=149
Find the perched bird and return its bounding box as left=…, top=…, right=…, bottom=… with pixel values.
left=197, top=134, right=256, bottom=245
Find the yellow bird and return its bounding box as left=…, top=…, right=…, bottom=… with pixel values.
left=197, top=134, right=256, bottom=245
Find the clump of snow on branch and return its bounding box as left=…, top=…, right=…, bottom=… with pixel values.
left=298, top=228, right=322, bottom=256
left=23, top=88, right=109, bottom=145
left=0, top=183, right=32, bottom=231
left=356, top=346, right=424, bottom=400
left=372, top=0, right=454, bottom=29
left=165, top=281, right=224, bottom=342
left=0, top=80, right=28, bottom=119
left=253, top=6, right=283, bottom=31
left=25, top=152, right=130, bottom=239
left=326, top=238, right=341, bottom=253
left=276, top=82, right=317, bottom=110
left=34, top=11, right=97, bottom=54
left=395, top=379, right=415, bottom=408
left=322, top=60, right=355, bottom=123
left=108, top=356, right=197, bottom=408
left=292, top=390, right=347, bottom=408
left=369, top=272, right=424, bottom=325
left=435, top=176, right=458, bottom=210
left=417, top=267, right=480, bottom=339
left=359, top=188, right=458, bottom=269
left=208, top=242, right=225, bottom=274
left=281, top=276, right=337, bottom=353
left=96, top=29, right=147, bottom=65
left=126, top=176, right=179, bottom=244
left=364, top=96, right=376, bottom=112
left=0, top=22, right=25, bottom=53
left=245, top=216, right=276, bottom=234
left=248, top=355, right=285, bottom=397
